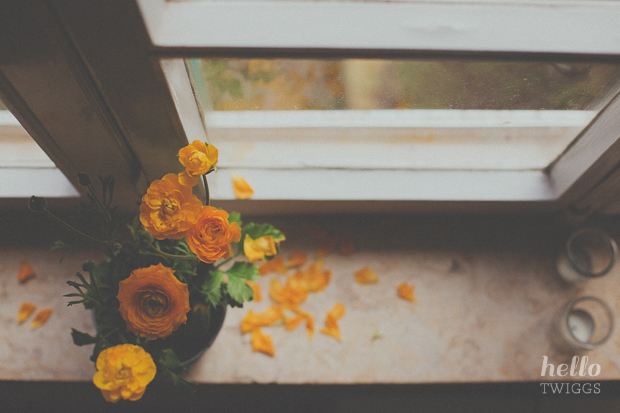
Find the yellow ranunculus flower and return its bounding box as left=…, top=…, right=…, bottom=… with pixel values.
left=139, top=173, right=203, bottom=240
left=243, top=234, right=278, bottom=262
left=117, top=264, right=191, bottom=339
left=93, top=344, right=156, bottom=403
left=178, top=140, right=218, bottom=187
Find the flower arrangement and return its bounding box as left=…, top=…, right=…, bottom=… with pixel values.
left=29, top=141, right=284, bottom=402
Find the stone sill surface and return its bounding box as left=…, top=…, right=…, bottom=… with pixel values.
left=2, top=214, right=620, bottom=383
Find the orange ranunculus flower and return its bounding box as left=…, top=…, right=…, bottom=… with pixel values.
left=93, top=344, right=156, bottom=403
left=178, top=141, right=218, bottom=187
left=117, top=264, right=190, bottom=339
left=186, top=206, right=241, bottom=264
left=139, top=173, right=203, bottom=240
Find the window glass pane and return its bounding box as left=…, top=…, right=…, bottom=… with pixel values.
left=190, top=59, right=620, bottom=111
left=0, top=97, right=78, bottom=197
left=185, top=58, right=620, bottom=171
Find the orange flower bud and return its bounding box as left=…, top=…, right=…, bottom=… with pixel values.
left=178, top=141, right=218, bottom=187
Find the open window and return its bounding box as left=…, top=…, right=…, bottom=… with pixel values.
left=3, top=0, right=620, bottom=215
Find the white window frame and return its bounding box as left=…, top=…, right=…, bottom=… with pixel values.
left=2, top=0, right=620, bottom=214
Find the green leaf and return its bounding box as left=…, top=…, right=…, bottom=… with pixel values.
left=242, top=223, right=285, bottom=242
left=228, top=211, right=242, bottom=228
left=225, top=261, right=258, bottom=304
left=71, top=328, right=98, bottom=346
left=51, top=240, right=70, bottom=251
left=159, top=349, right=183, bottom=371
left=202, top=270, right=224, bottom=307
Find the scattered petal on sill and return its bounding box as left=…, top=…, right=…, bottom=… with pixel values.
left=284, top=314, right=305, bottom=331
left=244, top=280, right=262, bottom=302
left=338, top=233, right=356, bottom=256
left=251, top=328, right=275, bottom=357
left=302, top=261, right=331, bottom=293
left=397, top=282, right=417, bottom=302
left=258, top=256, right=288, bottom=276
left=31, top=308, right=53, bottom=330
left=17, top=302, right=36, bottom=324
left=240, top=305, right=284, bottom=334
left=354, top=266, right=379, bottom=284
left=287, top=251, right=308, bottom=268
left=231, top=173, right=254, bottom=199
left=17, top=260, right=36, bottom=283
left=320, top=302, right=345, bottom=341
left=282, top=273, right=309, bottom=306
left=292, top=307, right=315, bottom=340
left=316, top=237, right=338, bottom=258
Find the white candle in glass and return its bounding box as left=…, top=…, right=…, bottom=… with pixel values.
left=567, top=309, right=595, bottom=343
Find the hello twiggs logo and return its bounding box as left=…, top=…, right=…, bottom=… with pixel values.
left=540, top=356, right=601, bottom=394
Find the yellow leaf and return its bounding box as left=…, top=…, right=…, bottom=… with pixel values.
left=244, top=235, right=277, bottom=262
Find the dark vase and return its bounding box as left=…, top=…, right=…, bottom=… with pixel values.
left=175, top=303, right=227, bottom=365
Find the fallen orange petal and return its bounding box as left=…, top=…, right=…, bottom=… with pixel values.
left=17, top=302, right=36, bottom=324
left=251, top=328, right=275, bottom=357
left=269, top=278, right=286, bottom=304
left=301, top=261, right=331, bottom=293
left=354, top=266, right=379, bottom=284
left=240, top=305, right=284, bottom=334
left=320, top=303, right=345, bottom=341
left=292, top=307, right=315, bottom=339
left=244, top=280, right=262, bottom=302
left=283, top=273, right=309, bottom=306
left=287, top=251, right=308, bottom=267
left=284, top=314, right=305, bottom=331
left=258, top=256, right=288, bottom=276
left=231, top=173, right=254, bottom=199
left=329, top=302, right=346, bottom=320
left=31, top=308, right=53, bottom=330
left=397, top=282, right=417, bottom=302
left=17, top=260, right=36, bottom=283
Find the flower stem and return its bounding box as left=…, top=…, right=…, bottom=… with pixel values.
left=215, top=251, right=242, bottom=268
left=41, top=208, right=111, bottom=249
left=148, top=245, right=199, bottom=262
left=202, top=174, right=210, bottom=206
